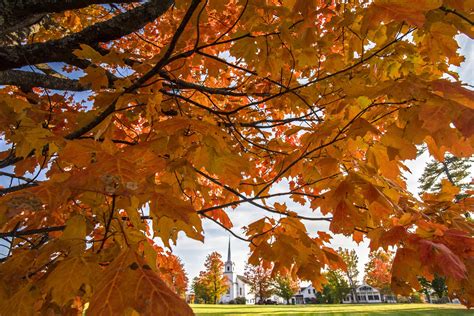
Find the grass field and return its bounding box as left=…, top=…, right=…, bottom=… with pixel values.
left=191, top=303, right=472, bottom=315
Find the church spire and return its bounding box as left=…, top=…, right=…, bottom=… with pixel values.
left=224, top=236, right=234, bottom=274
left=227, top=236, right=231, bottom=262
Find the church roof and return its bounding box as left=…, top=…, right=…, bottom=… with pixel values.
left=236, top=275, right=250, bottom=284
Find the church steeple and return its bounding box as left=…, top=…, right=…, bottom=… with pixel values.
left=227, top=236, right=231, bottom=263
left=224, top=236, right=234, bottom=273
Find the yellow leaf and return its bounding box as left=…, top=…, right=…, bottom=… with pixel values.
left=80, top=66, right=108, bottom=90
left=73, top=44, right=103, bottom=62
left=45, top=256, right=97, bottom=305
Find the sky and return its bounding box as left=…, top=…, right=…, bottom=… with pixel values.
left=0, top=36, right=472, bottom=284
left=169, top=34, right=474, bottom=284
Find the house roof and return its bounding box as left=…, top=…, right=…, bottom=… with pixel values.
left=300, top=284, right=314, bottom=291
left=356, top=284, right=379, bottom=292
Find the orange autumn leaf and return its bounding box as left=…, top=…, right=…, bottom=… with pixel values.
left=88, top=249, right=193, bottom=316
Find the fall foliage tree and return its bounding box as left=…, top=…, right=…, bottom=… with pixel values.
left=244, top=262, right=274, bottom=304
left=0, top=0, right=474, bottom=314
left=364, top=249, right=393, bottom=297
left=196, top=252, right=228, bottom=304
left=273, top=273, right=300, bottom=304
left=156, top=249, right=189, bottom=297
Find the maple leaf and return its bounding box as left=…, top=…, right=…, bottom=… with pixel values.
left=417, top=239, right=467, bottom=280
left=44, top=256, right=98, bottom=305
left=88, top=249, right=193, bottom=316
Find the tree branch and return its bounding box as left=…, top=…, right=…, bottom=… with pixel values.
left=0, top=70, right=89, bottom=91
left=64, top=0, right=201, bottom=140
left=0, top=182, right=39, bottom=195
left=440, top=6, right=474, bottom=26
left=0, top=0, right=173, bottom=71
left=1, top=0, right=137, bottom=19
left=0, top=215, right=152, bottom=239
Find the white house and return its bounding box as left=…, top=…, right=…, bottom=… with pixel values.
left=342, top=284, right=382, bottom=303
left=291, top=284, right=317, bottom=304
left=219, top=238, right=255, bottom=304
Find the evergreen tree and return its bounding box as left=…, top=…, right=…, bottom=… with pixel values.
left=418, top=153, right=472, bottom=195
left=431, top=275, right=448, bottom=300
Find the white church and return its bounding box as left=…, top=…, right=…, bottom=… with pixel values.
left=219, top=238, right=256, bottom=304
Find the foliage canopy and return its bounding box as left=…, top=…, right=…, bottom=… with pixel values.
left=0, top=0, right=473, bottom=314
left=193, top=252, right=228, bottom=304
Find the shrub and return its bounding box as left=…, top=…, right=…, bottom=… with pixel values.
left=234, top=297, right=247, bottom=304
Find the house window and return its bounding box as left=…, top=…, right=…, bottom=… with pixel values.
left=374, top=295, right=380, bottom=300
left=368, top=295, right=374, bottom=300
left=308, top=289, right=311, bottom=294
left=313, top=289, right=316, bottom=294
left=240, top=288, right=242, bottom=296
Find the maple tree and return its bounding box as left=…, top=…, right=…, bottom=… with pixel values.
left=0, top=0, right=473, bottom=314
left=364, top=249, right=393, bottom=297
left=244, top=262, right=274, bottom=304
left=156, top=248, right=189, bottom=297
left=194, top=252, right=228, bottom=304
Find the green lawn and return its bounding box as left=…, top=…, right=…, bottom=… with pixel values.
left=191, top=303, right=472, bottom=315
